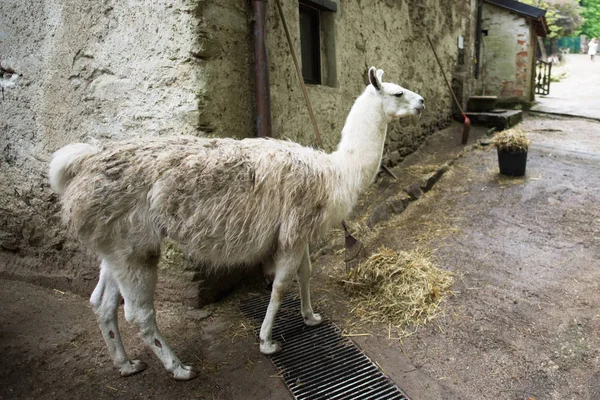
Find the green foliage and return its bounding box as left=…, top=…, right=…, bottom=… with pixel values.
left=581, top=0, right=600, bottom=38
left=520, top=0, right=583, bottom=38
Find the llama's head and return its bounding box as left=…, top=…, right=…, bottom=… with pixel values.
left=368, top=67, right=425, bottom=121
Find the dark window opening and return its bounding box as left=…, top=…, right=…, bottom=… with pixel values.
left=299, top=4, right=321, bottom=84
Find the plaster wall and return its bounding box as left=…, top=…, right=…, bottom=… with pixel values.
left=266, top=0, right=476, bottom=162
left=0, top=0, right=204, bottom=293
left=477, top=3, right=533, bottom=103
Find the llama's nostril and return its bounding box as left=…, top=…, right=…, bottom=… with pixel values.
left=419, top=98, right=424, bottom=104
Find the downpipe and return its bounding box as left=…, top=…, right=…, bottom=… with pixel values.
left=252, top=0, right=272, bottom=138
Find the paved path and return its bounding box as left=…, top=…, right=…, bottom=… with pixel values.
left=531, top=54, right=600, bottom=120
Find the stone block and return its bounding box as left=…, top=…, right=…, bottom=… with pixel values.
left=405, top=182, right=423, bottom=200
left=388, top=131, right=401, bottom=142
left=421, top=164, right=449, bottom=192
left=467, top=96, right=497, bottom=112
left=388, top=150, right=402, bottom=164
left=367, top=203, right=391, bottom=228
left=388, top=193, right=410, bottom=214
left=464, top=110, right=523, bottom=131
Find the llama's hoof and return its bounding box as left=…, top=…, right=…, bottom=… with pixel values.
left=303, top=312, right=323, bottom=326
left=172, top=364, right=198, bottom=381
left=260, top=340, right=282, bottom=355
left=120, top=359, right=147, bottom=377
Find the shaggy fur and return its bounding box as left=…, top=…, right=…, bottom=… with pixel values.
left=57, top=136, right=335, bottom=265
left=49, top=67, right=424, bottom=380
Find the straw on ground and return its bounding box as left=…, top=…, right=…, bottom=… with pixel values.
left=342, top=247, right=454, bottom=334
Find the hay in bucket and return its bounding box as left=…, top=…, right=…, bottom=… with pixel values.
left=342, top=247, right=454, bottom=331
left=491, top=127, right=530, bottom=152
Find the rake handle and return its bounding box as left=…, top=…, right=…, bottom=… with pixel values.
left=275, top=0, right=324, bottom=149
left=426, top=35, right=466, bottom=117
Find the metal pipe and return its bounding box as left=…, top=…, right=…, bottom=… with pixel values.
left=474, top=0, right=483, bottom=79
left=252, top=0, right=272, bottom=138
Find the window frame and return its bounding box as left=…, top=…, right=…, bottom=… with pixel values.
left=299, top=3, right=322, bottom=85
left=300, top=0, right=337, bottom=12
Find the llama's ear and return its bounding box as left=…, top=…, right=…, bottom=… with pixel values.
left=368, top=67, right=382, bottom=91
left=376, top=69, right=384, bottom=83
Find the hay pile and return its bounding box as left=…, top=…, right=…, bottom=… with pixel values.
left=343, top=247, right=454, bottom=330
left=491, top=127, right=531, bottom=152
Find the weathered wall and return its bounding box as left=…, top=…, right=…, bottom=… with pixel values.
left=477, top=3, right=533, bottom=104
left=0, top=0, right=478, bottom=301
left=266, top=0, right=476, bottom=164
left=0, top=0, right=204, bottom=294
left=196, top=0, right=477, bottom=159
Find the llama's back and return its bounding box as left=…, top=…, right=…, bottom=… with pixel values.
left=49, top=143, right=100, bottom=194
left=56, top=136, right=336, bottom=265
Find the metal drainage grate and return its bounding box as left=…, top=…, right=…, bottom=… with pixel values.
left=239, top=294, right=411, bottom=400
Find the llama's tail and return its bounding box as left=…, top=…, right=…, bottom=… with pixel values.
left=49, top=143, right=99, bottom=194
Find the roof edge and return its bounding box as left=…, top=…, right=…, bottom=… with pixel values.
left=484, top=0, right=549, bottom=37
left=484, top=0, right=546, bottom=19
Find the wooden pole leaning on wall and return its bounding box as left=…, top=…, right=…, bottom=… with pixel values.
left=426, top=35, right=471, bottom=145
left=274, top=0, right=323, bottom=148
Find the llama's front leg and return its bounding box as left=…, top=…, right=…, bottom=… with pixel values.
left=259, top=249, right=304, bottom=355
left=297, top=245, right=322, bottom=326
left=90, top=262, right=147, bottom=377
left=113, top=260, right=197, bottom=381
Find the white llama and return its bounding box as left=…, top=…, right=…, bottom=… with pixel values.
left=48, top=67, right=424, bottom=380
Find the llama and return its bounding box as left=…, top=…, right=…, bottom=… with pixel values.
left=48, top=67, right=424, bottom=380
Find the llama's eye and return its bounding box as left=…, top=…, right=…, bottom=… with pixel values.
left=394, top=91, right=404, bottom=98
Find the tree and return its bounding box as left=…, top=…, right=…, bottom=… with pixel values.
left=552, top=1, right=583, bottom=37
left=581, top=0, right=600, bottom=38
left=521, top=0, right=583, bottom=56
left=520, top=0, right=583, bottom=38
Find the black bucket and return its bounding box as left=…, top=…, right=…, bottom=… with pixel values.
left=497, top=148, right=527, bottom=176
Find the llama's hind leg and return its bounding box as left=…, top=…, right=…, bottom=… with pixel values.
left=112, top=254, right=197, bottom=381
left=259, top=248, right=304, bottom=355
left=90, top=261, right=147, bottom=377
left=297, top=246, right=322, bottom=326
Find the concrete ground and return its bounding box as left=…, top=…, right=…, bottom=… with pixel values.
left=531, top=54, right=600, bottom=120
left=1, top=56, right=600, bottom=400
left=338, top=115, right=600, bottom=399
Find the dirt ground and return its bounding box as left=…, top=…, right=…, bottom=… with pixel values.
left=341, top=114, right=600, bottom=400
left=2, top=112, right=599, bottom=400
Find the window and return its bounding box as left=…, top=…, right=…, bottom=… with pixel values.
left=299, top=5, right=321, bottom=84
left=298, top=0, right=337, bottom=86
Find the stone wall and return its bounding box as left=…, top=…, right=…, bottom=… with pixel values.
left=0, top=0, right=478, bottom=303
left=264, top=0, right=476, bottom=164
left=477, top=3, right=534, bottom=104
left=196, top=0, right=478, bottom=158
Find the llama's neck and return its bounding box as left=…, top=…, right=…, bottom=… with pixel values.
left=329, top=89, right=389, bottom=219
